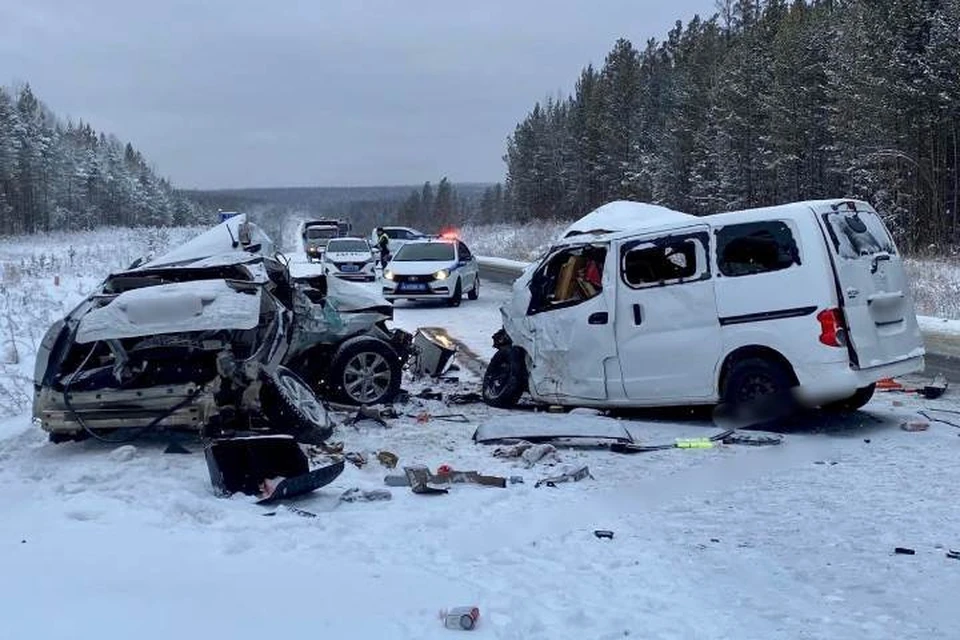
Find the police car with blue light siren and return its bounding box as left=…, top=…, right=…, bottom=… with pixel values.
left=381, top=233, right=479, bottom=306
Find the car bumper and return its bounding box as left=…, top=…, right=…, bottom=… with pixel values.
left=382, top=281, right=452, bottom=299
left=793, top=354, right=925, bottom=405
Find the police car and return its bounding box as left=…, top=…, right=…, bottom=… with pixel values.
left=382, top=236, right=479, bottom=306
left=322, top=237, right=377, bottom=282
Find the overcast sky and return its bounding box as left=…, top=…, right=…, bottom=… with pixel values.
left=2, top=1, right=718, bottom=189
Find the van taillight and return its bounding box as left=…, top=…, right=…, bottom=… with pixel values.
left=817, top=308, right=847, bottom=347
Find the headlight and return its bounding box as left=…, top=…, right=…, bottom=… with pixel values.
left=383, top=269, right=394, bottom=280
left=433, top=269, right=449, bottom=280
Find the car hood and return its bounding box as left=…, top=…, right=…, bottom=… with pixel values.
left=138, top=214, right=274, bottom=269
left=386, top=260, right=456, bottom=275
left=75, top=279, right=262, bottom=344
left=325, top=252, right=373, bottom=262
left=325, top=276, right=392, bottom=313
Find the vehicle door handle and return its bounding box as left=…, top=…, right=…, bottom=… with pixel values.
left=846, top=287, right=859, bottom=299
left=588, top=312, right=608, bottom=325
left=632, top=304, right=643, bottom=325
left=871, top=252, right=891, bottom=273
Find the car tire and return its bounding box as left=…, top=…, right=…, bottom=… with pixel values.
left=823, top=384, right=876, bottom=412
left=260, top=366, right=333, bottom=444
left=482, top=346, right=527, bottom=408
left=447, top=279, right=462, bottom=307
left=722, top=357, right=795, bottom=407
left=468, top=276, right=479, bottom=301
left=328, top=337, right=401, bottom=405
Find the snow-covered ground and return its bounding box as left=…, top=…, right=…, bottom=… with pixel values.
left=3, top=228, right=960, bottom=639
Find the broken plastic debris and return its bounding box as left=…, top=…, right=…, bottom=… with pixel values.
left=377, top=450, right=399, bottom=468
left=339, top=488, right=392, bottom=503
left=440, top=606, right=479, bottom=630
left=901, top=420, right=929, bottom=432
left=535, top=465, right=593, bottom=488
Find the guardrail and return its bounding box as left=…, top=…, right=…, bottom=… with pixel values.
left=477, top=257, right=960, bottom=382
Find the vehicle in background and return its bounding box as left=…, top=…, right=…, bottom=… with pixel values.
left=382, top=237, right=479, bottom=307
left=33, top=214, right=413, bottom=445
left=370, top=226, right=429, bottom=261
left=323, top=237, right=377, bottom=282
left=303, top=219, right=344, bottom=262
left=482, top=199, right=925, bottom=415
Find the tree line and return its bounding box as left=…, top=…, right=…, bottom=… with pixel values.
left=502, top=0, right=960, bottom=253
left=0, top=84, right=207, bottom=236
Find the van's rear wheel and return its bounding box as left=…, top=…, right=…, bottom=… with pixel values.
left=824, top=384, right=876, bottom=412
left=723, top=357, right=793, bottom=406
left=482, top=346, right=527, bottom=408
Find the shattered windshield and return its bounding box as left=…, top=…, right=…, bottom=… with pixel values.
left=393, top=243, right=455, bottom=261
left=823, top=210, right=896, bottom=258
left=306, top=227, right=338, bottom=240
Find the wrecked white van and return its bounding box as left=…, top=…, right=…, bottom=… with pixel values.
left=482, top=199, right=925, bottom=412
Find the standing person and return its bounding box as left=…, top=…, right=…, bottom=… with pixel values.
left=376, top=227, right=391, bottom=268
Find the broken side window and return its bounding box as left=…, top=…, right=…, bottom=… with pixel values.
left=716, top=221, right=800, bottom=277
left=621, top=235, right=705, bottom=288
left=527, top=245, right=607, bottom=314
left=822, top=210, right=896, bottom=259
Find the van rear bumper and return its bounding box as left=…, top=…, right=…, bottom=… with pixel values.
left=794, top=355, right=925, bottom=406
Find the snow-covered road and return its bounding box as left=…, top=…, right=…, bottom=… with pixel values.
left=2, top=242, right=960, bottom=639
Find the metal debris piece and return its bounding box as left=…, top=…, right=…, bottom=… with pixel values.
left=344, top=451, right=367, bottom=468
left=377, top=450, right=399, bottom=468
left=535, top=465, right=593, bottom=488
left=339, top=487, right=392, bottom=503
left=404, top=466, right=449, bottom=495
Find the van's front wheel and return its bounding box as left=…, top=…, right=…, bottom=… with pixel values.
left=482, top=346, right=527, bottom=408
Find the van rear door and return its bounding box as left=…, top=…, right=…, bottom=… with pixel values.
left=813, top=201, right=924, bottom=369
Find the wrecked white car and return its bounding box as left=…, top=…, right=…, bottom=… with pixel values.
left=482, top=199, right=925, bottom=413
left=34, top=215, right=412, bottom=443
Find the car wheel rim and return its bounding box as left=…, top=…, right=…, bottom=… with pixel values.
left=343, top=352, right=392, bottom=403
left=738, top=373, right=777, bottom=403
left=278, top=372, right=327, bottom=425
left=486, top=359, right=509, bottom=394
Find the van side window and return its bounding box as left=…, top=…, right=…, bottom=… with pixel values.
left=822, top=210, right=896, bottom=258
left=621, top=236, right=706, bottom=288
left=527, top=245, right=607, bottom=315
left=716, top=222, right=800, bottom=277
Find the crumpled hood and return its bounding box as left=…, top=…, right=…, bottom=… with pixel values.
left=139, top=215, right=274, bottom=269
left=75, top=279, right=262, bottom=344
left=325, top=276, right=392, bottom=313
left=386, top=260, right=456, bottom=276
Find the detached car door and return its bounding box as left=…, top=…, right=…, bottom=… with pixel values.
left=813, top=201, right=924, bottom=369
left=523, top=243, right=616, bottom=401
left=615, top=227, right=722, bottom=403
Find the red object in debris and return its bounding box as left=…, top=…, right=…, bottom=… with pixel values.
left=877, top=378, right=903, bottom=391
left=436, top=464, right=453, bottom=475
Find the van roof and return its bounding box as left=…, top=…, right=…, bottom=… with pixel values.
left=551, top=198, right=874, bottom=249
left=561, top=201, right=696, bottom=239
